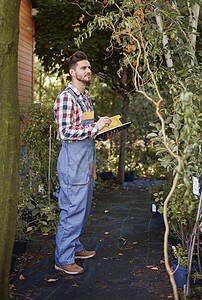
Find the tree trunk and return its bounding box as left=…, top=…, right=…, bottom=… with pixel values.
left=117, top=66, right=130, bottom=184
left=187, top=1, right=200, bottom=65
left=0, top=1, right=21, bottom=299
left=117, top=93, right=130, bottom=183
left=155, top=13, right=174, bottom=69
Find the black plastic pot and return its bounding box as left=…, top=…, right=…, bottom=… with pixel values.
left=172, top=260, right=196, bottom=289
left=100, top=171, right=113, bottom=180
left=124, top=171, right=135, bottom=182
left=10, top=241, right=28, bottom=272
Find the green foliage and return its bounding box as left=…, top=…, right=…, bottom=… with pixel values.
left=172, top=244, right=189, bottom=267
left=82, top=1, right=201, bottom=264
left=17, top=98, right=61, bottom=239
left=32, top=0, right=202, bottom=247
left=126, top=140, right=166, bottom=179
left=21, top=102, right=60, bottom=188
left=149, top=173, right=200, bottom=248
left=88, top=75, right=122, bottom=117
left=17, top=175, right=59, bottom=240
left=90, top=75, right=164, bottom=178
left=148, top=91, right=201, bottom=246
left=34, top=0, right=124, bottom=80
left=34, top=56, right=68, bottom=106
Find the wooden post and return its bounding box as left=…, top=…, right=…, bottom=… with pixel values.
left=48, top=125, right=51, bottom=204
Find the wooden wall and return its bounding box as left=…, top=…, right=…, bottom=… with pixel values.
left=18, top=0, right=35, bottom=107
left=18, top=0, right=35, bottom=145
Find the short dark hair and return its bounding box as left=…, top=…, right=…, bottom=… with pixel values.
left=67, top=51, right=88, bottom=74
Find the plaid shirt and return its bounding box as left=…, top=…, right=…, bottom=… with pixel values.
left=54, top=83, right=98, bottom=141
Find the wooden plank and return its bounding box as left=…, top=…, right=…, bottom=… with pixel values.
left=18, top=72, right=33, bottom=82
left=18, top=63, right=33, bottom=73
left=19, top=36, right=34, bottom=47
left=18, top=47, right=34, bottom=60
left=20, top=5, right=32, bottom=19
left=18, top=37, right=34, bottom=49
left=19, top=19, right=34, bottom=33
left=20, top=0, right=32, bottom=14
left=18, top=64, right=33, bottom=73
left=20, top=0, right=32, bottom=10
left=18, top=47, right=33, bottom=59
left=20, top=0, right=32, bottom=13
left=20, top=15, right=34, bottom=27
left=19, top=24, right=34, bottom=35
left=18, top=44, right=33, bottom=55
left=19, top=11, right=34, bottom=24
left=18, top=87, right=33, bottom=95
left=19, top=41, right=34, bottom=53
left=18, top=79, right=33, bottom=88
left=19, top=28, right=34, bottom=40
left=18, top=89, right=33, bottom=97
left=18, top=47, right=34, bottom=58
left=18, top=0, right=34, bottom=113
left=18, top=89, right=31, bottom=97
left=18, top=85, right=32, bottom=92
left=18, top=70, right=33, bottom=79
left=18, top=58, right=32, bottom=68
left=18, top=38, right=34, bottom=50
left=18, top=64, right=33, bottom=74
left=18, top=62, right=33, bottom=73
left=18, top=68, right=33, bottom=76
left=18, top=75, right=33, bottom=85
left=18, top=51, right=33, bottom=63
left=18, top=75, right=33, bottom=84
left=19, top=10, right=32, bottom=22
left=18, top=82, right=33, bottom=91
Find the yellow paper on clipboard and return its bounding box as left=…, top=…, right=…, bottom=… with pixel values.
left=95, top=115, right=132, bottom=141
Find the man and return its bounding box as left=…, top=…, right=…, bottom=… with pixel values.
left=53, top=51, right=112, bottom=275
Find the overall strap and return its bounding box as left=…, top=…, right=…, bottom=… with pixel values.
left=66, top=88, right=93, bottom=113
left=85, top=95, right=94, bottom=111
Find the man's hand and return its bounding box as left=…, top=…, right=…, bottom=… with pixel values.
left=106, top=129, right=118, bottom=140
left=101, top=130, right=119, bottom=141
left=95, top=116, right=111, bottom=131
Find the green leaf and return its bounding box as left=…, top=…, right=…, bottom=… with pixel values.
left=147, top=133, right=157, bottom=138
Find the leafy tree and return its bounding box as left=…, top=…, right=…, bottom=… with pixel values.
left=74, top=0, right=201, bottom=298
left=34, top=0, right=135, bottom=182
left=0, top=0, right=21, bottom=298
left=34, top=0, right=202, bottom=184
left=34, top=56, right=68, bottom=107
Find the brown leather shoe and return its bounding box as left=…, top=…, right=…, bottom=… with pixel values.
left=55, top=263, right=84, bottom=275
left=75, top=249, right=96, bottom=259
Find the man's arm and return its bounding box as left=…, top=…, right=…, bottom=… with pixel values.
left=55, top=93, right=98, bottom=141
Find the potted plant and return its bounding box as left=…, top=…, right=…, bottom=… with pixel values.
left=124, top=169, right=136, bottom=182
left=171, top=244, right=198, bottom=289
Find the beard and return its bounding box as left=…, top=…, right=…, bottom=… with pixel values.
left=75, top=73, right=91, bottom=84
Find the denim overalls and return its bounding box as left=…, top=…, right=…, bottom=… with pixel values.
left=55, top=89, right=96, bottom=266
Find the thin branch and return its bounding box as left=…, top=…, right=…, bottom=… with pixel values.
left=123, top=16, right=180, bottom=299
left=65, top=1, right=102, bottom=18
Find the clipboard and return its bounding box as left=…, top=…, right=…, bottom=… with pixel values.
left=95, top=121, right=132, bottom=141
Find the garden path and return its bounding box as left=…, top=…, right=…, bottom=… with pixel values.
left=11, top=184, right=173, bottom=299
